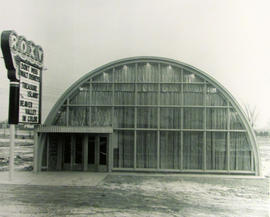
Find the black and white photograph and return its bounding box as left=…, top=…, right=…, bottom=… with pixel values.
left=0, top=1, right=269, bottom=216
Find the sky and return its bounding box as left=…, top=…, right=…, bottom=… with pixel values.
left=0, top=0, right=270, bottom=129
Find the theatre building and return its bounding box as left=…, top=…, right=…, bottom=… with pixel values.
left=34, top=57, right=261, bottom=175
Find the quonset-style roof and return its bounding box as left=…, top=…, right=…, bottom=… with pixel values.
left=44, top=56, right=261, bottom=175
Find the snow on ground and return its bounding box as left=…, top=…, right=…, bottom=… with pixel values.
left=100, top=175, right=269, bottom=217
left=258, top=137, right=270, bottom=177
left=0, top=174, right=268, bottom=217
left=0, top=137, right=33, bottom=171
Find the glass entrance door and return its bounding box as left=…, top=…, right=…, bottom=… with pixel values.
left=63, top=134, right=71, bottom=170
left=98, top=136, right=108, bottom=172
left=62, top=134, right=108, bottom=172
left=87, top=135, right=108, bottom=172
left=62, top=134, right=83, bottom=171
left=73, top=134, right=83, bottom=171
left=87, top=135, right=96, bottom=171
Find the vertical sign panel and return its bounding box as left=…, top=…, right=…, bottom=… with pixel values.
left=19, top=62, right=41, bottom=124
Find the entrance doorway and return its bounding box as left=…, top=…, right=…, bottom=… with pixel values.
left=62, top=134, right=108, bottom=172
left=87, top=135, right=108, bottom=172
left=63, top=134, right=83, bottom=171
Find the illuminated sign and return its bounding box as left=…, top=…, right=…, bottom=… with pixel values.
left=1, top=30, right=43, bottom=124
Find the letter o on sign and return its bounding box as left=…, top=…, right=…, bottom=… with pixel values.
left=20, top=40, right=27, bottom=53
left=20, top=39, right=27, bottom=53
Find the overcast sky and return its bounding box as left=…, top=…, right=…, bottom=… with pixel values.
left=1, top=0, right=270, bottom=129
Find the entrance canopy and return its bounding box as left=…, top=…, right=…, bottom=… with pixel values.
left=37, top=126, right=113, bottom=134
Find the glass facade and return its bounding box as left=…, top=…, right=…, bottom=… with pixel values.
left=51, top=61, right=255, bottom=173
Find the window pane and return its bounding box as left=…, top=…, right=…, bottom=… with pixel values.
left=183, top=132, right=203, bottom=169
left=75, top=134, right=83, bottom=164
left=160, top=132, right=181, bottom=169
left=91, top=84, right=112, bottom=105
left=160, top=108, right=181, bottom=129
left=183, top=70, right=203, bottom=83
left=88, top=136, right=95, bottom=164
left=137, top=107, right=157, bottom=128
left=69, top=107, right=90, bottom=126
left=99, top=137, right=107, bottom=165
left=114, top=64, right=135, bottom=82
left=230, top=109, right=244, bottom=129
left=183, top=108, right=203, bottom=129
left=42, top=139, right=48, bottom=167
left=92, top=70, right=113, bottom=82
left=206, top=108, right=227, bottom=129
left=206, top=132, right=227, bottom=170
left=160, top=84, right=181, bottom=105
left=113, top=131, right=134, bottom=168
left=137, top=84, right=158, bottom=105
left=137, top=63, right=159, bottom=82
left=63, top=134, right=71, bottom=164
left=91, top=107, right=112, bottom=127
left=114, top=107, right=134, bottom=128
left=48, top=134, right=58, bottom=170
left=53, top=106, right=67, bottom=125
left=160, top=65, right=182, bottom=82
left=206, top=85, right=226, bottom=106
left=70, top=83, right=90, bottom=105
left=230, top=132, right=251, bottom=171
left=136, top=131, right=157, bottom=168
left=183, top=84, right=203, bottom=105
left=114, top=84, right=135, bottom=105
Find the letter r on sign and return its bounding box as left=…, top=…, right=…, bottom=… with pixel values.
left=9, top=34, right=17, bottom=50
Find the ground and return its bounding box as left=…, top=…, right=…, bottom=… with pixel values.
left=0, top=132, right=269, bottom=216
left=0, top=174, right=269, bottom=217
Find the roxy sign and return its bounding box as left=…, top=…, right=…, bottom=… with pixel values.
left=1, top=30, right=43, bottom=124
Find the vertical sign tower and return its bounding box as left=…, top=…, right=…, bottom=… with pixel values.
left=1, top=31, right=44, bottom=180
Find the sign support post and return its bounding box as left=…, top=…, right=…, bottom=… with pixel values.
left=8, top=81, right=19, bottom=181
left=9, top=125, right=15, bottom=181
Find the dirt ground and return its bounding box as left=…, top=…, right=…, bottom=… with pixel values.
left=0, top=174, right=268, bottom=217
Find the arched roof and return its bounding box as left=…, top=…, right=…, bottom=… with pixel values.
left=44, top=56, right=261, bottom=175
